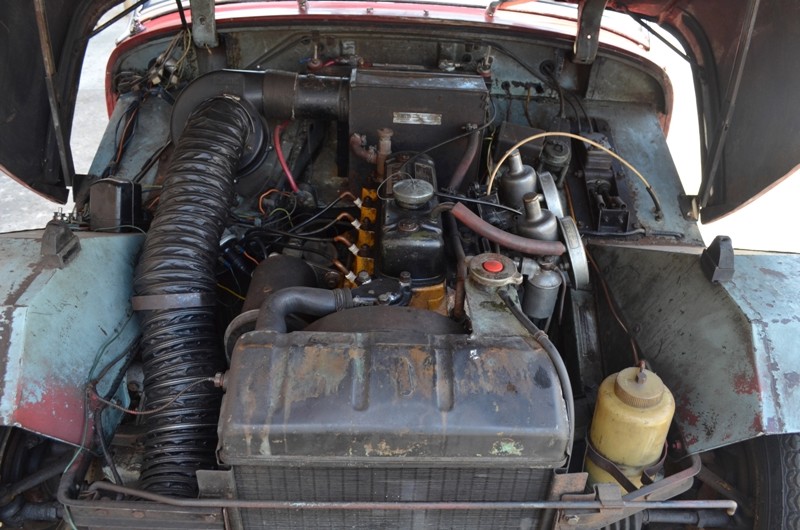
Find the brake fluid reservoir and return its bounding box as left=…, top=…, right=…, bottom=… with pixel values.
left=586, top=366, right=675, bottom=491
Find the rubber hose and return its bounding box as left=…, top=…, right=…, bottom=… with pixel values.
left=450, top=202, right=567, bottom=256
left=133, top=97, right=251, bottom=497
left=256, top=287, right=353, bottom=332
left=448, top=129, right=480, bottom=192
left=444, top=213, right=467, bottom=320
left=499, top=288, right=574, bottom=460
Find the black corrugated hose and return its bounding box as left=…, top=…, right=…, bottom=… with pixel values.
left=133, top=97, right=251, bottom=497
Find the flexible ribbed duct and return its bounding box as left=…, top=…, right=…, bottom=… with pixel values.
left=133, top=97, right=251, bottom=497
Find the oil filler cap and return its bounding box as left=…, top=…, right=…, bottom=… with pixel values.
left=614, top=367, right=665, bottom=409
left=393, top=179, right=434, bottom=209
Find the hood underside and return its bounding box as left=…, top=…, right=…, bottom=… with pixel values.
left=0, top=0, right=796, bottom=221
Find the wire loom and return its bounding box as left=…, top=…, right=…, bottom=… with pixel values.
left=133, top=97, right=251, bottom=497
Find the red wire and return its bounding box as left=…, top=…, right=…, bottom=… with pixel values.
left=273, top=121, right=299, bottom=193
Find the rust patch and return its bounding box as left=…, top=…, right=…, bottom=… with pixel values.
left=461, top=342, right=541, bottom=397
left=294, top=344, right=349, bottom=397
left=733, top=371, right=760, bottom=395
left=758, top=267, right=787, bottom=280
left=1, top=261, right=43, bottom=307
left=675, top=394, right=699, bottom=427
left=751, top=415, right=763, bottom=433
left=363, top=439, right=423, bottom=457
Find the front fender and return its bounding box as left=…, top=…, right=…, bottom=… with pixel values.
left=591, top=244, right=800, bottom=454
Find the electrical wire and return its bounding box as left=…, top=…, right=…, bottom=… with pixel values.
left=258, top=188, right=292, bottom=215
left=63, top=312, right=136, bottom=530
left=217, top=283, right=246, bottom=301
left=272, top=242, right=336, bottom=263
left=586, top=250, right=640, bottom=365
left=498, top=288, right=574, bottom=462
left=274, top=121, right=300, bottom=192
left=486, top=131, right=663, bottom=218
left=294, top=212, right=355, bottom=236
left=252, top=227, right=332, bottom=242
left=435, top=191, right=522, bottom=215
left=398, top=99, right=497, bottom=175
left=92, top=378, right=216, bottom=416
left=242, top=251, right=260, bottom=266
left=289, top=192, right=357, bottom=233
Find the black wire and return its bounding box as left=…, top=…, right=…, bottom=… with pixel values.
left=132, top=141, right=171, bottom=183
left=498, top=289, right=575, bottom=461
left=272, top=242, right=336, bottom=262
left=624, top=10, right=697, bottom=67
left=295, top=219, right=351, bottom=237
left=88, top=0, right=149, bottom=39
left=174, top=0, right=189, bottom=33
left=95, top=408, right=124, bottom=488
left=399, top=99, right=497, bottom=175
left=579, top=228, right=646, bottom=237
left=435, top=192, right=521, bottom=215
left=289, top=195, right=347, bottom=233
left=569, top=93, right=593, bottom=133
left=249, top=227, right=332, bottom=242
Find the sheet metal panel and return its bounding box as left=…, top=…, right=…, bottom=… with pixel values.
left=0, top=230, right=142, bottom=445
left=592, top=244, right=800, bottom=453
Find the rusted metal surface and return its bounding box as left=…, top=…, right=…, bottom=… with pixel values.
left=0, top=230, right=142, bottom=445
left=591, top=244, right=800, bottom=453
left=94, top=479, right=741, bottom=513
left=219, top=327, right=569, bottom=465
left=555, top=454, right=708, bottom=529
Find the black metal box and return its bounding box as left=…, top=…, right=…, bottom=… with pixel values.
left=348, top=70, right=488, bottom=188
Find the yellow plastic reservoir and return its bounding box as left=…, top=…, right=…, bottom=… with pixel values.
left=586, top=366, right=675, bottom=490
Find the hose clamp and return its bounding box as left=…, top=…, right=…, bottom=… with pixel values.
left=132, top=292, right=216, bottom=311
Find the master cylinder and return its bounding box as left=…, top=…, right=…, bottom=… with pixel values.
left=585, top=366, right=675, bottom=491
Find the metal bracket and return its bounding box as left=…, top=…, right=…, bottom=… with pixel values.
left=573, top=0, right=609, bottom=65
left=41, top=220, right=80, bottom=269
left=189, top=0, right=218, bottom=48
left=33, top=0, right=75, bottom=186
left=485, top=0, right=502, bottom=18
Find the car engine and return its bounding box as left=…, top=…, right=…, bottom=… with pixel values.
left=1, top=11, right=747, bottom=530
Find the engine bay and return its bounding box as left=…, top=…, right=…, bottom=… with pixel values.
left=0, top=13, right=742, bottom=530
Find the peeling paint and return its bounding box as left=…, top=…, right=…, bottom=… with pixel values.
left=733, top=371, right=760, bottom=395
left=490, top=438, right=524, bottom=456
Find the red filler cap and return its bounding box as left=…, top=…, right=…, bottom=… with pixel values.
left=482, top=259, right=504, bottom=273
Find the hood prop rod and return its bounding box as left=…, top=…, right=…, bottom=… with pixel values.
left=697, top=0, right=761, bottom=212
left=33, top=0, right=75, bottom=187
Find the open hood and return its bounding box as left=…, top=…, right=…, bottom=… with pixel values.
left=0, top=0, right=797, bottom=220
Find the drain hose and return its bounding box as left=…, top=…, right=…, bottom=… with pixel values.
left=133, top=97, right=251, bottom=497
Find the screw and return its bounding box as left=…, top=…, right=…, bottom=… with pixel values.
left=399, top=271, right=412, bottom=283
left=564, top=514, right=580, bottom=525
left=378, top=293, right=390, bottom=303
